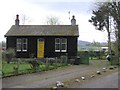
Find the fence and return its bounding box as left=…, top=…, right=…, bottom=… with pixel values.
left=2, top=56, right=68, bottom=77
left=78, top=51, right=106, bottom=60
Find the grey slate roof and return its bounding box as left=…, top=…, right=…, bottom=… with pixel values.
left=5, top=25, right=79, bottom=37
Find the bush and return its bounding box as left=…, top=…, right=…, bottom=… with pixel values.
left=5, top=48, right=15, bottom=63
left=28, top=60, right=39, bottom=72
left=77, top=51, right=89, bottom=64
left=13, top=66, right=19, bottom=75
left=78, top=51, right=106, bottom=60
left=60, top=55, right=68, bottom=64
left=2, top=51, right=6, bottom=60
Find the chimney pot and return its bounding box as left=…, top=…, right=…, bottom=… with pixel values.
left=15, top=14, right=19, bottom=26
left=16, top=14, right=19, bottom=19
left=71, top=15, right=76, bottom=26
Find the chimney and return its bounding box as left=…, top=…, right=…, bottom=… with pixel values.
left=71, top=15, right=76, bottom=26
left=15, top=14, right=19, bottom=26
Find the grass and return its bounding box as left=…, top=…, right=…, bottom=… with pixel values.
left=18, top=63, right=32, bottom=70
left=2, top=61, right=68, bottom=77
left=2, top=63, right=15, bottom=74
left=2, top=62, right=32, bottom=75
left=2, top=60, right=110, bottom=76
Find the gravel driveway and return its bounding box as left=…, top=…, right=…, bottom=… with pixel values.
left=2, top=60, right=111, bottom=88
left=75, top=72, right=119, bottom=88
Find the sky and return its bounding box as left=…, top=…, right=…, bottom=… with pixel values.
left=0, top=0, right=108, bottom=43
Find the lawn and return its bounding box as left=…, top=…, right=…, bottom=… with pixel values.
left=2, top=61, right=68, bottom=77
left=2, top=62, right=32, bottom=75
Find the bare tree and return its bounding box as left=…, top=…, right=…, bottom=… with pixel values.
left=21, top=14, right=31, bottom=25
left=46, top=16, right=61, bottom=25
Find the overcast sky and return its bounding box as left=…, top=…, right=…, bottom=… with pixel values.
left=0, top=0, right=108, bottom=42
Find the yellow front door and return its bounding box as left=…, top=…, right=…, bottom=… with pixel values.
left=37, top=39, right=44, bottom=58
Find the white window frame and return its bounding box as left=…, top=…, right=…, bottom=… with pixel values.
left=61, top=38, right=67, bottom=52
left=22, top=38, right=27, bottom=52
left=16, top=39, right=22, bottom=52
left=16, top=38, right=28, bottom=52
left=55, top=38, right=67, bottom=52
left=55, top=38, right=61, bottom=52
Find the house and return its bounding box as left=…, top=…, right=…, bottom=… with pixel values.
left=101, top=47, right=108, bottom=52
left=5, top=15, right=79, bottom=59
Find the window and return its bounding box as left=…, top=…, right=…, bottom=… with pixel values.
left=16, top=38, right=27, bottom=52
left=55, top=38, right=67, bottom=52
left=55, top=38, right=60, bottom=52
left=61, top=38, right=67, bottom=52
left=22, top=38, right=27, bottom=51
left=16, top=39, right=22, bottom=51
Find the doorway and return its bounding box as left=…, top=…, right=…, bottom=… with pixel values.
left=37, top=38, right=44, bottom=58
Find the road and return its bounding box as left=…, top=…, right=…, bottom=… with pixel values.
left=74, top=72, right=119, bottom=88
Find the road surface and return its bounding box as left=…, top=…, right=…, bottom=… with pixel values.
left=74, top=72, right=119, bottom=88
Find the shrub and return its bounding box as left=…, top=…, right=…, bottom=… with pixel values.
left=29, top=53, right=35, bottom=58
left=60, top=55, right=68, bottom=64
left=2, top=51, right=6, bottom=60
left=5, top=48, right=15, bottom=63
left=13, top=66, right=19, bottom=75
left=28, top=60, right=39, bottom=72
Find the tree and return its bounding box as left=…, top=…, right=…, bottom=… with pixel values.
left=46, top=16, right=61, bottom=25
left=21, top=14, right=31, bottom=25
left=89, top=1, right=120, bottom=60
left=109, top=1, right=120, bottom=58
left=89, top=2, right=111, bottom=54
left=89, top=2, right=119, bottom=53
left=91, top=41, right=101, bottom=47
left=2, top=41, right=6, bottom=48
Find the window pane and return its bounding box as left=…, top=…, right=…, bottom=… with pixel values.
left=23, top=39, right=27, bottom=43
left=55, top=38, right=60, bottom=52
left=61, top=44, right=66, bottom=50
left=16, top=39, right=21, bottom=51
left=38, top=38, right=44, bottom=42
left=22, top=39, right=27, bottom=51
left=61, top=38, right=67, bottom=44
left=23, top=44, right=27, bottom=51
left=17, top=44, right=21, bottom=51
left=55, top=38, right=60, bottom=43
left=61, top=38, right=67, bottom=52
left=56, top=44, right=60, bottom=50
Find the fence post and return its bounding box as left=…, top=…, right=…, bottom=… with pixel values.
left=13, top=58, right=19, bottom=75
left=55, top=57, right=58, bottom=68
left=46, top=58, right=49, bottom=70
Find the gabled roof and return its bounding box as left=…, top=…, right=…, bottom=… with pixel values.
left=5, top=25, right=79, bottom=37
